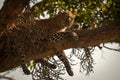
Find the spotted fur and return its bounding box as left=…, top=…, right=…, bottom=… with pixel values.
left=34, top=11, right=76, bottom=39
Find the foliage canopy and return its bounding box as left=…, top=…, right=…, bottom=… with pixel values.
left=32, top=0, right=120, bottom=29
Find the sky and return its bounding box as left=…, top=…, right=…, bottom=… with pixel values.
left=0, top=0, right=120, bottom=80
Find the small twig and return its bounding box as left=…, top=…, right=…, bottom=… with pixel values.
left=103, top=43, right=120, bottom=52
left=0, top=75, right=14, bottom=80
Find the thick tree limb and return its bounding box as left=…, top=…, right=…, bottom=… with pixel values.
left=0, top=0, right=30, bottom=31
left=0, top=20, right=120, bottom=72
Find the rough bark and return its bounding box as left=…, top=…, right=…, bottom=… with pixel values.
left=0, top=20, right=120, bottom=72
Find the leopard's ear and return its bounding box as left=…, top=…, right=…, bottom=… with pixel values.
left=66, top=10, right=78, bottom=16
left=66, top=11, right=77, bottom=19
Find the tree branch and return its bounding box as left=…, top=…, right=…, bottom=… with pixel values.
left=0, top=19, right=119, bottom=72
left=103, top=43, right=120, bottom=52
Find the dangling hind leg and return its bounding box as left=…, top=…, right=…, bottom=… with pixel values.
left=20, top=53, right=31, bottom=75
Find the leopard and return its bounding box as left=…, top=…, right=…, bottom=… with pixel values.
left=15, top=11, right=77, bottom=75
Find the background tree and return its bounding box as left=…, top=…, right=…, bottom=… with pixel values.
left=0, top=0, right=120, bottom=80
